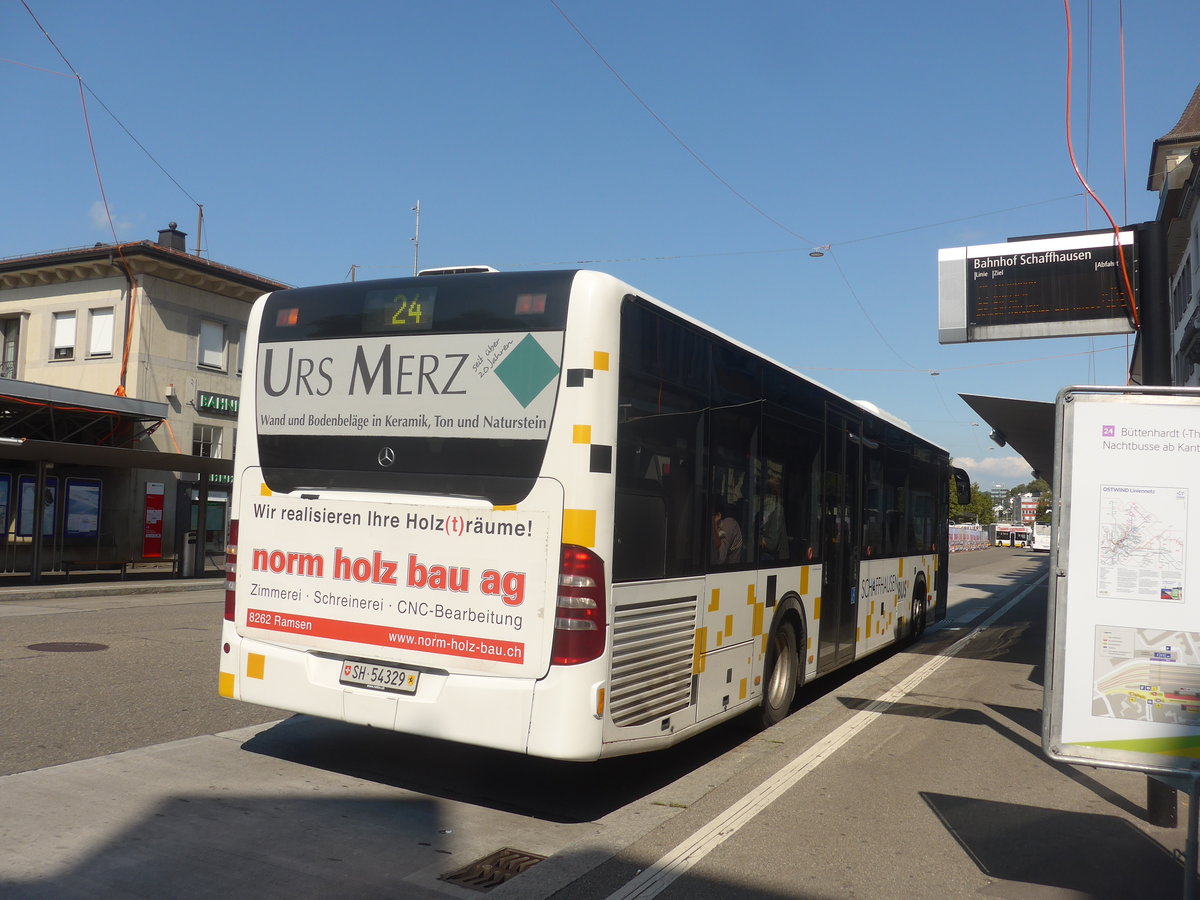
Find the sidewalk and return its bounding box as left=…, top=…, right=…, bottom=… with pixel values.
left=0, top=571, right=222, bottom=601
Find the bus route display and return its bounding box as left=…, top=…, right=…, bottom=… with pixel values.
left=362, top=287, right=437, bottom=332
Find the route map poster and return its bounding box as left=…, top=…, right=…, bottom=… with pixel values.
left=1046, top=387, right=1200, bottom=776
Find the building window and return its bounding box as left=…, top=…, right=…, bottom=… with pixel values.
left=199, top=320, right=226, bottom=370
left=0, top=319, right=19, bottom=378
left=52, top=311, right=76, bottom=360
left=88, top=308, right=114, bottom=357
left=193, top=424, right=223, bottom=458
left=237, top=327, right=246, bottom=375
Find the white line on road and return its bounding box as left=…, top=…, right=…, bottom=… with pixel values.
left=607, top=573, right=1049, bottom=900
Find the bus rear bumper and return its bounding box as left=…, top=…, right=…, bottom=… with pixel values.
left=220, top=624, right=537, bottom=755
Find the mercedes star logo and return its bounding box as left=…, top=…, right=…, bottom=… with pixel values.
left=377, top=446, right=396, bottom=467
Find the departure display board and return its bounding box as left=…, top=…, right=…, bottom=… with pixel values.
left=938, top=230, right=1137, bottom=344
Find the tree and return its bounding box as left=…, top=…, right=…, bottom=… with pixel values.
left=949, top=479, right=995, bottom=525
left=949, top=475, right=965, bottom=522
left=970, top=482, right=996, bottom=525
left=1035, top=493, right=1053, bottom=524
left=1008, top=478, right=1050, bottom=499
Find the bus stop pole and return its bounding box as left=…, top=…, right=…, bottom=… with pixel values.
left=196, top=474, right=209, bottom=578
left=1186, top=777, right=1198, bottom=900
left=30, top=460, right=48, bottom=585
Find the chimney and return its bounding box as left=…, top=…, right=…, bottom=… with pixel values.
left=156, top=222, right=187, bottom=252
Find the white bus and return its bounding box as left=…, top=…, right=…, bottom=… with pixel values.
left=1030, top=522, right=1051, bottom=551
left=994, top=524, right=1032, bottom=547
left=219, top=269, right=968, bottom=760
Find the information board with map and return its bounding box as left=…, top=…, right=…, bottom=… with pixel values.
left=1045, top=387, right=1200, bottom=776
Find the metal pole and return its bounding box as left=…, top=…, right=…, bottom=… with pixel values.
left=1134, top=221, right=1172, bottom=386
left=196, top=474, right=209, bottom=578
left=194, top=204, right=204, bottom=256
left=30, top=461, right=47, bottom=584
left=1186, top=777, right=1198, bottom=900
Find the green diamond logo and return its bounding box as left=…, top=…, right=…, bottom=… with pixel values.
left=493, top=334, right=560, bottom=408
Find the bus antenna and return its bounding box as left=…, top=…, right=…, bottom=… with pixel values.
left=411, top=201, right=421, bottom=275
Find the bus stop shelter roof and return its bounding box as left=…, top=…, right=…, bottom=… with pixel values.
left=0, top=379, right=168, bottom=446
left=959, top=393, right=1057, bottom=485
left=0, top=437, right=232, bottom=477
left=0, top=379, right=231, bottom=476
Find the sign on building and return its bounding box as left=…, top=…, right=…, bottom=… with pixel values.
left=1044, top=386, right=1200, bottom=776
left=938, top=230, right=1136, bottom=344
left=197, top=391, right=239, bottom=417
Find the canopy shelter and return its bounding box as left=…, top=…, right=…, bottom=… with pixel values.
left=0, top=379, right=166, bottom=446
left=0, top=382, right=233, bottom=582
left=959, top=393, right=1058, bottom=486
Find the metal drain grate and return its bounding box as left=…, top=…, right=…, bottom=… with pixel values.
left=27, top=642, right=108, bottom=653
left=440, top=847, right=546, bottom=892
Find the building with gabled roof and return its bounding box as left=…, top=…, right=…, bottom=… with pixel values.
left=1147, top=84, right=1200, bottom=386
left=0, top=224, right=287, bottom=578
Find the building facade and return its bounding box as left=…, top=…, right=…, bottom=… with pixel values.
left=0, top=225, right=286, bottom=574
left=1148, top=85, right=1200, bottom=386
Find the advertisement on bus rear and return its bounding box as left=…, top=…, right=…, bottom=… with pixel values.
left=237, top=478, right=556, bottom=677
left=256, top=331, right=563, bottom=441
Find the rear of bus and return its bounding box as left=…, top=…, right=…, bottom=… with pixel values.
left=218, top=270, right=621, bottom=760
left=1031, top=523, right=1051, bottom=551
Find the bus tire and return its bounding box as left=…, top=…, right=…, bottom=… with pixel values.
left=908, top=584, right=927, bottom=643
left=760, top=619, right=800, bottom=728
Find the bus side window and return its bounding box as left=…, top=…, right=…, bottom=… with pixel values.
left=615, top=303, right=707, bottom=582
left=614, top=487, right=668, bottom=581
left=761, top=408, right=822, bottom=564
left=709, top=406, right=757, bottom=569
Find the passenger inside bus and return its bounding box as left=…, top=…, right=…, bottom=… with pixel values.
left=711, top=502, right=744, bottom=564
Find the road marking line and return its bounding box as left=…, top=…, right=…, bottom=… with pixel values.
left=607, top=574, right=1048, bottom=900
left=949, top=608, right=987, bottom=626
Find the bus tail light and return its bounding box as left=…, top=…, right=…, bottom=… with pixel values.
left=551, top=544, right=606, bottom=666
left=224, top=519, right=239, bottom=622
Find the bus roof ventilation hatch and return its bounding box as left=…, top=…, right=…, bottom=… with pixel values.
left=416, top=266, right=499, bottom=276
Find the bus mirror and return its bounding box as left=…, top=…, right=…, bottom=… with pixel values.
left=951, top=468, right=971, bottom=506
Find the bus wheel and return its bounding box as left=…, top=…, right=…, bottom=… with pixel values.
left=909, top=591, right=927, bottom=643
left=760, top=620, right=799, bottom=728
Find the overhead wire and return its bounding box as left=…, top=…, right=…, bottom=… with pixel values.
left=16, top=4, right=1135, bottom=412
left=1119, top=0, right=1129, bottom=224
left=1062, top=0, right=1140, bottom=330
left=550, top=0, right=1125, bottom=391
left=80, top=82, right=202, bottom=208
left=20, top=0, right=137, bottom=395
left=485, top=192, right=1087, bottom=269
left=18, top=0, right=213, bottom=393
left=548, top=0, right=818, bottom=247
left=826, top=248, right=916, bottom=370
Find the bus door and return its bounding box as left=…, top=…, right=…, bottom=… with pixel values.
left=818, top=405, right=862, bottom=673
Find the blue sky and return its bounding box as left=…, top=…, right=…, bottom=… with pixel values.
left=4, top=1, right=1199, bottom=488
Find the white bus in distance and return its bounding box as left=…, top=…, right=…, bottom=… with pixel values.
left=994, top=524, right=1032, bottom=547
left=219, top=268, right=970, bottom=761
left=1031, top=523, right=1051, bottom=552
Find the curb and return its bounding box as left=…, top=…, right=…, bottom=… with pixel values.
left=0, top=578, right=222, bottom=602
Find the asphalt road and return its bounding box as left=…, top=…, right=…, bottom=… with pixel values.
left=0, top=589, right=284, bottom=776
left=0, top=549, right=1189, bottom=898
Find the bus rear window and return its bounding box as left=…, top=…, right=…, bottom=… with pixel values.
left=259, top=270, right=574, bottom=342
left=253, top=272, right=576, bottom=504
